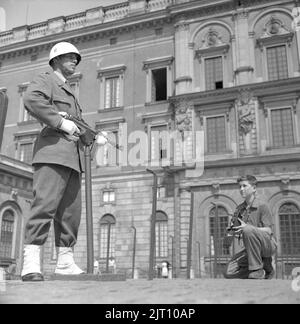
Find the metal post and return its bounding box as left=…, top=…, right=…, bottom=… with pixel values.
left=197, top=241, right=201, bottom=278
left=106, top=222, right=112, bottom=273
left=146, top=169, right=158, bottom=280
left=170, top=235, right=175, bottom=278
left=131, top=225, right=137, bottom=279
left=85, top=145, right=94, bottom=274
left=187, top=190, right=194, bottom=279
left=211, top=202, right=218, bottom=278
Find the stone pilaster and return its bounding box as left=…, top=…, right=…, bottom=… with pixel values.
left=174, top=18, right=192, bottom=94
left=232, top=8, right=254, bottom=84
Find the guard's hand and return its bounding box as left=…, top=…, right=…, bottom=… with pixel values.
left=60, top=118, right=80, bottom=136
left=96, top=132, right=108, bottom=146
left=64, top=133, right=80, bottom=142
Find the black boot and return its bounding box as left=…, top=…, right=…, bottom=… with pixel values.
left=263, top=257, right=274, bottom=279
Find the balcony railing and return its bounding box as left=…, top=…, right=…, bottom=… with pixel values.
left=0, top=0, right=182, bottom=48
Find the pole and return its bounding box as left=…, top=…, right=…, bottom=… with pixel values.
left=131, top=226, right=137, bottom=279
left=85, top=145, right=94, bottom=274
left=187, top=190, right=194, bottom=279
left=146, top=169, right=158, bottom=280
left=197, top=241, right=201, bottom=278
left=211, top=202, right=218, bottom=278
left=170, top=235, right=175, bottom=278
left=106, top=222, right=112, bottom=273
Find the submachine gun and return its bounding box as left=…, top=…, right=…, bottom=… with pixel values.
left=63, top=114, right=122, bottom=150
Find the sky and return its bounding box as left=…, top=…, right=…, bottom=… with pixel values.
left=0, top=0, right=125, bottom=31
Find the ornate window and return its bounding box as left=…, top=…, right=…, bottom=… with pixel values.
left=195, top=27, right=231, bottom=91
left=97, top=65, right=126, bottom=110
left=155, top=211, right=168, bottom=259
left=279, top=203, right=300, bottom=255
left=209, top=205, right=230, bottom=256
left=99, top=214, right=116, bottom=259
left=0, top=209, right=15, bottom=259
left=256, top=16, right=294, bottom=81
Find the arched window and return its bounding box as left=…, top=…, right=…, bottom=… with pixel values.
left=0, top=209, right=15, bottom=258
left=279, top=203, right=300, bottom=255
left=99, top=214, right=116, bottom=259
left=155, top=211, right=168, bottom=258
left=209, top=205, right=230, bottom=256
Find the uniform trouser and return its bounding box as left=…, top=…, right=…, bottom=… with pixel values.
left=24, top=164, right=82, bottom=247
left=242, top=225, right=277, bottom=271
left=224, top=225, right=277, bottom=278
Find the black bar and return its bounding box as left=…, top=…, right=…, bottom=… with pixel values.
left=146, top=169, right=158, bottom=281
left=131, top=226, right=137, bottom=279
left=187, top=190, right=194, bottom=279
left=85, top=145, right=94, bottom=274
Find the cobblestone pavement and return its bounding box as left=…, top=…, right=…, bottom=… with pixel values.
left=0, top=278, right=299, bottom=304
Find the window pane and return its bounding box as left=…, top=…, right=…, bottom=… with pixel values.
left=267, top=46, right=288, bottom=81
left=271, top=108, right=294, bottom=148
left=0, top=210, right=15, bottom=258
left=155, top=221, right=168, bottom=258
left=19, top=143, right=33, bottom=164
left=279, top=203, right=300, bottom=255
left=150, top=125, right=168, bottom=162
left=205, top=56, right=223, bottom=90
left=105, top=77, right=120, bottom=109
left=206, top=116, right=226, bottom=153
left=152, top=68, right=167, bottom=101
left=209, top=206, right=230, bottom=255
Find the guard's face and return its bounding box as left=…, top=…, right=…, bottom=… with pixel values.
left=56, top=53, right=78, bottom=77
left=239, top=180, right=256, bottom=200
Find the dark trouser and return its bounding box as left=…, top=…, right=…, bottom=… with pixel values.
left=24, top=164, right=82, bottom=247
left=224, top=225, right=277, bottom=279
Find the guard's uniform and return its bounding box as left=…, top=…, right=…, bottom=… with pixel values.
left=23, top=71, right=84, bottom=247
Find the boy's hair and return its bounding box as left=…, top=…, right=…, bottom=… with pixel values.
left=237, top=175, right=257, bottom=186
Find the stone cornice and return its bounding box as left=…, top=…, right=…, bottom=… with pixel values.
left=204, top=152, right=300, bottom=169
left=170, top=77, right=300, bottom=106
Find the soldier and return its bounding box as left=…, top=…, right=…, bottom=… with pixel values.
left=224, top=175, right=277, bottom=279
left=21, top=42, right=106, bottom=281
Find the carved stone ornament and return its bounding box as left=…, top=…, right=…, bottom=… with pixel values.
left=201, top=27, right=223, bottom=48
left=261, top=16, right=290, bottom=38
left=173, top=99, right=193, bottom=133
left=236, top=89, right=255, bottom=135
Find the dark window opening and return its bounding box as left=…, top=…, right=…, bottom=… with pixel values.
left=152, top=68, right=167, bottom=102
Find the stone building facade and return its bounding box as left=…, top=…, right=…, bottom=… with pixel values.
left=0, top=0, right=300, bottom=278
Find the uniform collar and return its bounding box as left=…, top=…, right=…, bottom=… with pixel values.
left=54, top=70, right=67, bottom=84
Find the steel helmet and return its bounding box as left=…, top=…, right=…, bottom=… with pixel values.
left=49, top=42, right=81, bottom=66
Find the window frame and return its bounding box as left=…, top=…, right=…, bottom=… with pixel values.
left=203, top=113, right=230, bottom=155
left=265, top=106, right=299, bottom=150
left=195, top=44, right=230, bottom=92
left=155, top=211, right=168, bottom=259
left=143, top=56, right=174, bottom=104
left=99, top=214, right=116, bottom=260
left=278, top=202, right=300, bottom=256
left=97, top=65, right=126, bottom=110
left=0, top=207, right=17, bottom=260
